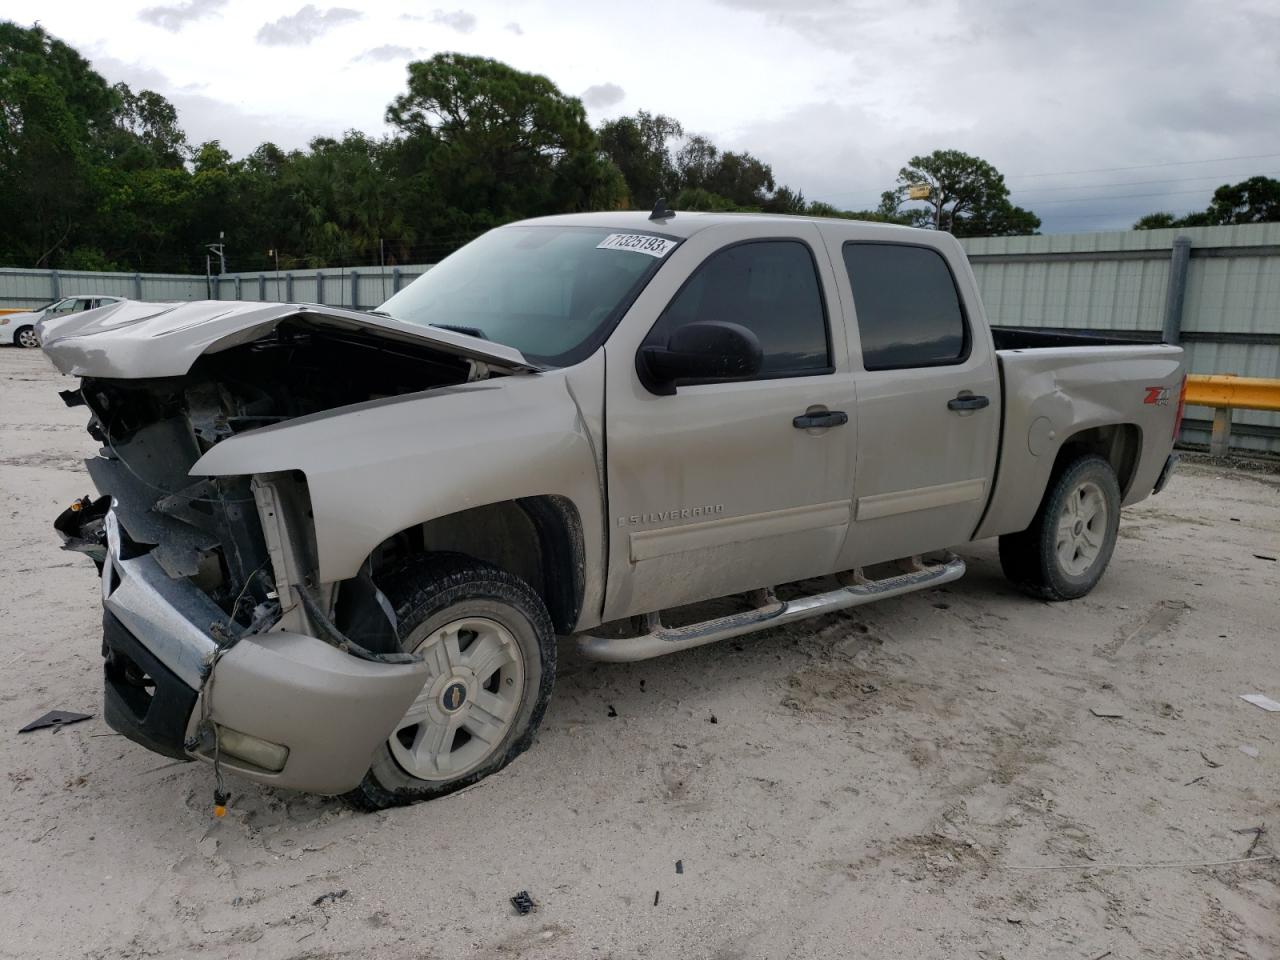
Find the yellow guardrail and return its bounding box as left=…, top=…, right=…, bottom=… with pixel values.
left=1183, top=374, right=1280, bottom=455
left=1185, top=374, right=1280, bottom=413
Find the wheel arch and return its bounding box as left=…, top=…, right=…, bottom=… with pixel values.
left=1049, top=423, right=1143, bottom=498
left=362, top=495, right=587, bottom=636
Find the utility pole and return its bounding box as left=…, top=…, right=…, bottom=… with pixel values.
left=205, top=231, right=226, bottom=275
left=269, top=247, right=281, bottom=300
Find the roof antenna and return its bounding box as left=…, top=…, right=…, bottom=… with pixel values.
left=649, top=197, right=675, bottom=221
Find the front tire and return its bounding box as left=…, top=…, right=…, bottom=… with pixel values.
left=345, top=553, right=555, bottom=810
left=999, top=455, right=1121, bottom=601
left=15, top=326, right=39, bottom=348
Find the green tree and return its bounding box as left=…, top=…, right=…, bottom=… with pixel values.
left=1133, top=212, right=1179, bottom=230
left=888, top=149, right=1040, bottom=237
left=1138, top=176, right=1280, bottom=229
left=597, top=110, right=683, bottom=208
left=108, top=83, right=189, bottom=169
left=0, top=23, right=117, bottom=265
left=387, top=52, right=623, bottom=235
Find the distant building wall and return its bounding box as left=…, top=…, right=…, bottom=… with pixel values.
left=961, top=223, right=1280, bottom=454
left=0, top=264, right=433, bottom=313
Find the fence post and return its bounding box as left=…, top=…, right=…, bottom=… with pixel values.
left=316, top=271, right=325, bottom=305
left=50, top=270, right=61, bottom=300
left=134, top=272, right=144, bottom=300
left=350, top=270, right=359, bottom=309
left=257, top=274, right=265, bottom=301
left=234, top=276, right=242, bottom=300
left=285, top=271, right=294, bottom=302
left=1162, top=235, right=1191, bottom=345
left=392, top=266, right=401, bottom=293
left=1210, top=407, right=1233, bottom=456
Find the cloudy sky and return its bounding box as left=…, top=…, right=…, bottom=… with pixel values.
left=11, top=0, right=1280, bottom=232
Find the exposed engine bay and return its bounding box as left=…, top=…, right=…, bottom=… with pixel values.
left=59, top=321, right=491, bottom=655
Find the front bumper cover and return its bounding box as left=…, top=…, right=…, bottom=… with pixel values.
left=97, top=508, right=429, bottom=795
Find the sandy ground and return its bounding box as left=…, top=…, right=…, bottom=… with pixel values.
left=0, top=345, right=1277, bottom=960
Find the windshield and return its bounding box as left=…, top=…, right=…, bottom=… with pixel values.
left=377, top=225, right=677, bottom=367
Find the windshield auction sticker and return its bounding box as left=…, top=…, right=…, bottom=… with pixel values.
left=596, top=234, right=677, bottom=258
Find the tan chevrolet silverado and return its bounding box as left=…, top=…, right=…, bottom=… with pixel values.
left=44, top=210, right=1186, bottom=809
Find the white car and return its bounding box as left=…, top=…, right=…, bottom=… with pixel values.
left=0, top=295, right=124, bottom=348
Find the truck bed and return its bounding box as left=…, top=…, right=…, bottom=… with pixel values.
left=974, top=337, right=1185, bottom=541
left=990, top=325, right=1155, bottom=351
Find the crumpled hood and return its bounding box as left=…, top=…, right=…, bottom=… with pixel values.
left=40, top=299, right=535, bottom=378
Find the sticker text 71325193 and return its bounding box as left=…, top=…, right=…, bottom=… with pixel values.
left=596, top=234, right=677, bottom=258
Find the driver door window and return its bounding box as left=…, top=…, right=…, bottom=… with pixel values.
left=644, top=240, right=830, bottom=377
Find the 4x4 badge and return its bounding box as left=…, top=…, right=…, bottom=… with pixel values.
left=1143, top=386, right=1170, bottom=405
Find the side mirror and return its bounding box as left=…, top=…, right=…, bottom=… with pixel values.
left=637, top=321, right=763, bottom=396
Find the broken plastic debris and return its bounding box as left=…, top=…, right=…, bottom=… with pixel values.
left=1240, top=694, right=1280, bottom=712
left=1239, top=745, right=1260, bottom=758
left=606, top=704, right=618, bottom=718
left=676, top=860, right=684, bottom=874
left=19, top=710, right=92, bottom=733
left=510, top=890, right=535, bottom=915
left=312, top=889, right=348, bottom=907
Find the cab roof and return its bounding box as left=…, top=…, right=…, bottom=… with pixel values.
left=509, top=209, right=933, bottom=242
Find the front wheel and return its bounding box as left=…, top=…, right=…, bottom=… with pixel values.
left=344, top=553, right=556, bottom=810
left=15, top=326, right=39, bottom=348
left=999, top=454, right=1121, bottom=601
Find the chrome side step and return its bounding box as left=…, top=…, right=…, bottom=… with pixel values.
left=576, top=554, right=966, bottom=663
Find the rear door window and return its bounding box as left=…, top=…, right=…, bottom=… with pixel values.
left=647, top=240, right=830, bottom=377
left=842, top=243, right=968, bottom=370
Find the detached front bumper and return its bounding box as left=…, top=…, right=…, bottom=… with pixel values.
left=97, top=509, right=429, bottom=795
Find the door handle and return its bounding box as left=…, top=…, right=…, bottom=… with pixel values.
left=947, top=393, right=990, bottom=412
left=793, top=410, right=848, bottom=429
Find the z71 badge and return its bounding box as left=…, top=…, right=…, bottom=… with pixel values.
left=1143, top=386, right=1170, bottom=406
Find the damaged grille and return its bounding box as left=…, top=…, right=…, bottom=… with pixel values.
left=61, top=322, right=476, bottom=633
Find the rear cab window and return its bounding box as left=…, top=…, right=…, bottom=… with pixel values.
left=645, top=239, right=831, bottom=378
left=841, top=242, right=969, bottom=370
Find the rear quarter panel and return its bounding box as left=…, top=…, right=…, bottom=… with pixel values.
left=974, top=345, right=1185, bottom=540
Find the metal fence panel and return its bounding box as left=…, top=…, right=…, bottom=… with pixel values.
left=962, top=223, right=1280, bottom=453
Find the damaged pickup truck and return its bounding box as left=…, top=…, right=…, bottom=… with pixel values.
left=46, top=210, right=1186, bottom=809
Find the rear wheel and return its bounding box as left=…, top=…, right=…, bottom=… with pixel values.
left=15, top=326, right=38, bottom=348
left=999, top=455, right=1121, bottom=601
left=344, top=553, right=555, bottom=810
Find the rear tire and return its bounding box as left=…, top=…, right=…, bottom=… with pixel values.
left=999, top=455, right=1121, bottom=601
left=344, top=553, right=555, bottom=810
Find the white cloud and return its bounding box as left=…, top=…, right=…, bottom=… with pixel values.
left=581, top=82, right=625, bottom=109
left=353, top=44, right=423, bottom=63
left=137, top=0, right=227, bottom=32
left=256, top=5, right=363, bottom=47
left=90, top=54, right=326, bottom=155
left=431, top=9, right=477, bottom=33
left=504, top=21, right=523, bottom=35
